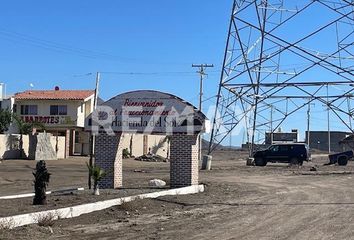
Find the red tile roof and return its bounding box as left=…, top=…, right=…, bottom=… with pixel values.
left=15, top=90, right=95, bottom=100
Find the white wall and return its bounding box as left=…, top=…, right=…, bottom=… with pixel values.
left=50, top=135, right=66, bottom=159
left=1, top=97, right=14, bottom=110
left=84, top=98, right=93, bottom=118
left=76, top=102, right=85, bottom=128
left=121, top=134, right=169, bottom=158
left=0, top=134, right=65, bottom=160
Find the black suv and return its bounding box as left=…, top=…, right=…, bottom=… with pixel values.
left=253, top=143, right=310, bottom=166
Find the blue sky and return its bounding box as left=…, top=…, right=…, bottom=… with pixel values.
left=0, top=0, right=230, bottom=107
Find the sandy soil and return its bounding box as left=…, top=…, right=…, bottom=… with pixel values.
left=0, top=157, right=170, bottom=217
left=2, top=150, right=354, bottom=240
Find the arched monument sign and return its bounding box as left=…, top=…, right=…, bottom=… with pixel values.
left=87, top=90, right=208, bottom=188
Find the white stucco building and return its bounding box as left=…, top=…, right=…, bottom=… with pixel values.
left=12, top=88, right=95, bottom=158
left=1, top=88, right=173, bottom=160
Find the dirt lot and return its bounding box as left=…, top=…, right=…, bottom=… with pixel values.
left=2, top=151, right=354, bottom=239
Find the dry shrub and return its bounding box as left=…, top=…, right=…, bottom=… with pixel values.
left=0, top=218, right=15, bottom=230
left=35, top=212, right=57, bottom=227
left=119, top=197, right=151, bottom=212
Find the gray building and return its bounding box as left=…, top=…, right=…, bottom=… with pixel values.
left=305, top=131, right=351, bottom=152
left=265, top=129, right=298, bottom=145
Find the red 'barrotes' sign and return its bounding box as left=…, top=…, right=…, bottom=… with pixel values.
left=22, top=116, right=74, bottom=125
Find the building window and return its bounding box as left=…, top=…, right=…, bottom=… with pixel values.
left=50, top=105, right=67, bottom=115
left=21, top=105, right=38, bottom=115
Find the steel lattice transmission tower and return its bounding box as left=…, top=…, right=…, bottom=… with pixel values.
left=208, top=0, right=354, bottom=155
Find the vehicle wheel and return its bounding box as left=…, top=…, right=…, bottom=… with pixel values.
left=255, top=157, right=267, bottom=166
left=338, top=156, right=348, bottom=166
left=290, top=158, right=299, bottom=166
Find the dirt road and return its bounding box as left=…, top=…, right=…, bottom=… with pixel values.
left=2, top=151, right=354, bottom=239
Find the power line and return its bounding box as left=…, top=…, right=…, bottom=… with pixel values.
left=0, top=29, right=129, bottom=61
left=0, top=28, right=200, bottom=66
left=100, top=70, right=221, bottom=76
left=72, top=73, right=93, bottom=77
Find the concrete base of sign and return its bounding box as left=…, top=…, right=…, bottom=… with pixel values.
left=201, top=155, right=212, bottom=170
left=246, top=157, right=254, bottom=166
left=0, top=185, right=204, bottom=229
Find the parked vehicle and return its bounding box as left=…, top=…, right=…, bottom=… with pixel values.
left=328, top=150, right=353, bottom=166
left=253, top=143, right=310, bottom=166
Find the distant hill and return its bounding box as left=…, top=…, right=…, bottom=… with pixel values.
left=201, top=138, right=241, bottom=151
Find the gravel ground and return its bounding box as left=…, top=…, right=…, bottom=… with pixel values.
left=0, top=188, right=167, bottom=217
left=2, top=150, right=354, bottom=240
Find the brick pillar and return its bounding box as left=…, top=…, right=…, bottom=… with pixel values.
left=170, top=134, right=199, bottom=188
left=94, top=132, right=123, bottom=189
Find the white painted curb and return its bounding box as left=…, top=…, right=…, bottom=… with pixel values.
left=0, top=185, right=204, bottom=228
left=0, top=187, right=85, bottom=200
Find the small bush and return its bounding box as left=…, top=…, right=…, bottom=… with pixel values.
left=119, top=197, right=152, bottom=212
left=0, top=218, right=15, bottom=230
left=35, top=212, right=57, bottom=227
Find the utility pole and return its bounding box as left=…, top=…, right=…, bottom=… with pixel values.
left=307, top=104, right=310, bottom=147
left=192, top=64, right=214, bottom=111
left=270, top=105, right=273, bottom=145
left=94, top=72, right=100, bottom=109
left=192, top=64, right=213, bottom=169
left=306, top=102, right=315, bottom=148
left=89, top=72, right=100, bottom=189
left=347, top=97, right=352, bottom=129
left=327, top=84, right=331, bottom=153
